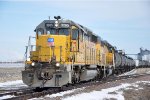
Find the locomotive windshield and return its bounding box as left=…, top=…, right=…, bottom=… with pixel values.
left=46, top=28, right=69, bottom=35
left=37, top=28, right=44, bottom=35
left=47, top=28, right=56, bottom=35
left=58, top=28, right=69, bottom=35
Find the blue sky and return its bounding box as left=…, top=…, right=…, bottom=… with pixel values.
left=0, top=0, right=150, bottom=61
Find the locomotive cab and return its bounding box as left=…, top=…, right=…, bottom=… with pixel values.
left=22, top=18, right=83, bottom=87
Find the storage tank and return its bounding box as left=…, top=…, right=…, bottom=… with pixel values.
left=134, top=59, right=139, bottom=67
left=142, top=55, right=148, bottom=61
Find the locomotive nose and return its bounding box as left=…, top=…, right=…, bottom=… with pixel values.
left=37, top=35, right=67, bottom=62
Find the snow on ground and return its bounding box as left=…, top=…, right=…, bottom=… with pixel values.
left=119, top=69, right=137, bottom=76
left=0, top=80, right=27, bottom=90
left=63, top=84, right=130, bottom=100
left=146, top=71, right=150, bottom=74
left=0, top=80, right=27, bottom=99
left=0, top=95, right=15, bottom=100
left=41, top=81, right=150, bottom=100
left=120, top=68, right=150, bottom=76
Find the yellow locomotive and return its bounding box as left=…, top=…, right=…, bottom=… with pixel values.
left=22, top=16, right=134, bottom=87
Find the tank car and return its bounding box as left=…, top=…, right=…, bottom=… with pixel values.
left=114, top=50, right=135, bottom=74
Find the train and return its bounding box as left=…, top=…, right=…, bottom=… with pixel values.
left=22, top=16, right=139, bottom=87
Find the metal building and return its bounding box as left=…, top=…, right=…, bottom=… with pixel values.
left=137, top=48, right=150, bottom=62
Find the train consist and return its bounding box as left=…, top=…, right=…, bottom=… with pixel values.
left=22, top=16, right=137, bottom=87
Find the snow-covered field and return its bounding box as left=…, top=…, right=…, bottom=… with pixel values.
left=0, top=67, right=23, bottom=82
left=0, top=63, right=24, bottom=68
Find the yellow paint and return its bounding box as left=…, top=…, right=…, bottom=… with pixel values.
left=30, top=34, right=69, bottom=63
left=106, top=53, right=113, bottom=65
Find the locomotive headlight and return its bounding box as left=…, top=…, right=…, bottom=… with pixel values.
left=55, top=21, right=59, bottom=27
left=56, top=63, right=60, bottom=67
left=31, top=62, right=35, bottom=66
left=55, top=20, right=58, bottom=24
left=55, top=24, right=58, bottom=27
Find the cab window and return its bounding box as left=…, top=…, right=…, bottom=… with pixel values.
left=84, top=34, right=88, bottom=41
left=59, top=28, right=69, bottom=35
left=37, top=28, right=44, bottom=35
left=47, top=28, right=56, bottom=35
left=72, top=29, right=78, bottom=40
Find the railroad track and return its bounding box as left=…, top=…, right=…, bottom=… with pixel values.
left=0, top=73, right=149, bottom=100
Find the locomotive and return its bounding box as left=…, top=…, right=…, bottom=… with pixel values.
left=22, top=16, right=135, bottom=87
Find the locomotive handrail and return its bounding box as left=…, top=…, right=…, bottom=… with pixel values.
left=24, top=36, right=36, bottom=61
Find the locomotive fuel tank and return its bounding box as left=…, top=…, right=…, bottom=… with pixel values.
left=80, top=68, right=98, bottom=81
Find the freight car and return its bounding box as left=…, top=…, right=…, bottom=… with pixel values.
left=114, top=50, right=135, bottom=74
left=22, top=16, right=135, bottom=87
